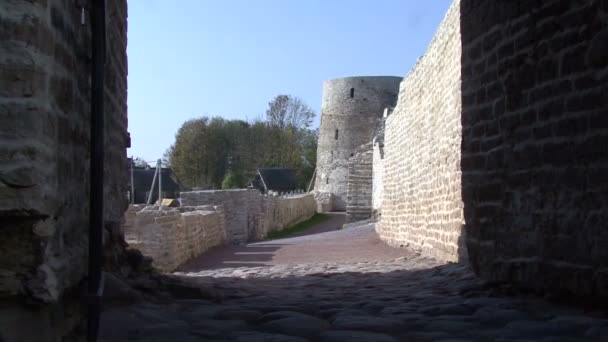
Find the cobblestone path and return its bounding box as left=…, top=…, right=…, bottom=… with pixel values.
left=100, top=224, right=608, bottom=341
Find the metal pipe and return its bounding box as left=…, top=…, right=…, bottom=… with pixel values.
left=88, top=1, right=106, bottom=341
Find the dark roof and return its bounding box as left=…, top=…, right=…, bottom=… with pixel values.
left=130, top=167, right=181, bottom=193
left=257, top=168, right=297, bottom=192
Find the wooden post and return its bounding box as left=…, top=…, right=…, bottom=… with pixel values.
left=130, top=156, right=134, bottom=204
left=306, top=167, right=317, bottom=193
left=146, top=163, right=158, bottom=205
left=157, top=159, right=162, bottom=206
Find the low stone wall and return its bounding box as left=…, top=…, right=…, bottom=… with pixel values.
left=125, top=206, right=225, bottom=272
left=258, top=194, right=317, bottom=239
left=181, top=190, right=316, bottom=244
left=123, top=192, right=315, bottom=271
left=180, top=190, right=260, bottom=244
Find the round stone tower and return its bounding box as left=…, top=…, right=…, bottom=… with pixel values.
left=314, top=76, right=402, bottom=211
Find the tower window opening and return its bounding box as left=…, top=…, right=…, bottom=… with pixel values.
left=334, top=129, right=339, bottom=140
left=326, top=177, right=329, bottom=184
left=350, top=88, right=355, bottom=98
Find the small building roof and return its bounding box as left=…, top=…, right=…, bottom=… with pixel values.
left=130, top=166, right=180, bottom=192
left=257, top=168, right=297, bottom=192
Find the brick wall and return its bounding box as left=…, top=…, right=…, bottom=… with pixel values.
left=0, top=0, right=128, bottom=340
left=346, top=143, right=373, bottom=223
left=461, top=0, right=608, bottom=300
left=125, top=206, right=226, bottom=272
left=378, top=0, right=465, bottom=262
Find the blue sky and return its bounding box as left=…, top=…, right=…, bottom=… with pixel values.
left=127, top=0, right=452, bottom=162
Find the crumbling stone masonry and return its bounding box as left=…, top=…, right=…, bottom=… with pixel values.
left=123, top=192, right=316, bottom=272
left=181, top=190, right=261, bottom=244
left=125, top=206, right=226, bottom=272
left=0, top=0, right=129, bottom=340
left=180, top=190, right=317, bottom=244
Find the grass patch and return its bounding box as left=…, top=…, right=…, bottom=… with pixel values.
left=265, top=213, right=331, bottom=240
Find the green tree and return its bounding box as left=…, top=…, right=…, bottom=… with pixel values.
left=266, top=95, right=314, bottom=130
left=221, top=171, right=245, bottom=189
left=166, top=95, right=318, bottom=190
left=264, top=95, right=315, bottom=170
left=132, top=157, right=150, bottom=168
left=168, top=117, right=209, bottom=188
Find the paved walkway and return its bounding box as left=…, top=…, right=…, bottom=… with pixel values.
left=100, top=223, right=608, bottom=342
left=177, top=213, right=410, bottom=271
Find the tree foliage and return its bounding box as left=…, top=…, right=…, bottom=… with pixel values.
left=221, top=171, right=245, bottom=189
left=167, top=95, right=317, bottom=190
left=132, top=157, right=150, bottom=168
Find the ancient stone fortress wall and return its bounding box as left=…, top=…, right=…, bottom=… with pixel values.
left=311, top=190, right=334, bottom=213
left=378, top=0, right=607, bottom=301
left=378, top=0, right=464, bottom=262
left=346, top=143, right=374, bottom=223
left=180, top=190, right=316, bottom=244
left=181, top=189, right=261, bottom=244
left=124, top=192, right=315, bottom=271
left=125, top=206, right=226, bottom=272
left=0, top=1, right=128, bottom=340
left=314, top=76, right=402, bottom=211
left=461, top=0, right=608, bottom=301
left=260, top=193, right=317, bottom=239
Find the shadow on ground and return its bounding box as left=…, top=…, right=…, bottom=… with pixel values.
left=102, top=259, right=608, bottom=342
left=176, top=213, right=346, bottom=271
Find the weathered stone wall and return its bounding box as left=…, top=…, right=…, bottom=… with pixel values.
left=181, top=190, right=316, bottom=244
left=346, top=143, right=374, bottom=223
left=180, top=189, right=262, bottom=244
left=378, top=0, right=464, bottom=262
left=125, top=206, right=226, bottom=272
left=256, top=194, right=317, bottom=239
left=314, top=76, right=402, bottom=211
left=0, top=1, right=128, bottom=340
left=311, top=191, right=334, bottom=213
left=461, top=0, right=608, bottom=300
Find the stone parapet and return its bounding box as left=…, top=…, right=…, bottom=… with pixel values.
left=180, top=190, right=316, bottom=245
left=124, top=206, right=225, bottom=272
